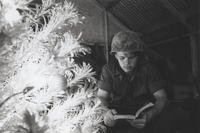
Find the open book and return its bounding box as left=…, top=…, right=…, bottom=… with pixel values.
left=113, top=102, right=154, bottom=120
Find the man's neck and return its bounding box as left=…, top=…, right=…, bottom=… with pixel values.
left=125, top=67, right=137, bottom=77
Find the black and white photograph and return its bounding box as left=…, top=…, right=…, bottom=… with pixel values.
left=0, top=0, right=199, bottom=133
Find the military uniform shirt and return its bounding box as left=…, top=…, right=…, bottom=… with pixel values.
left=98, top=59, right=166, bottom=114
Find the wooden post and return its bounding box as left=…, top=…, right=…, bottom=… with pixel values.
left=104, top=11, right=109, bottom=63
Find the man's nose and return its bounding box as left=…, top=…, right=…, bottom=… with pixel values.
left=123, top=58, right=129, bottom=65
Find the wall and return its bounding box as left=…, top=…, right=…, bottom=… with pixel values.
left=71, top=0, right=129, bottom=45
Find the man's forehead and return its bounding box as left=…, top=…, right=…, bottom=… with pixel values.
left=116, top=51, right=138, bottom=56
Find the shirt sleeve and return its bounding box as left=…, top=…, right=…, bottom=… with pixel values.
left=97, top=65, right=113, bottom=93
left=147, top=64, right=166, bottom=94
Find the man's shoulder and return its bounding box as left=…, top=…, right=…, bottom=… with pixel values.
left=102, top=59, right=121, bottom=75
left=139, top=60, right=165, bottom=82
left=139, top=60, right=156, bottom=69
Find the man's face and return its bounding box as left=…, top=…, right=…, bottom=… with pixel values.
left=115, top=51, right=139, bottom=73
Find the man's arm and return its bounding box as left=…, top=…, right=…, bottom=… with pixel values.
left=98, top=88, right=118, bottom=127
left=147, top=88, right=168, bottom=122
left=97, top=65, right=119, bottom=127
left=97, top=88, right=110, bottom=107
left=97, top=65, right=113, bottom=107
left=127, top=88, right=168, bottom=129
left=145, top=63, right=168, bottom=121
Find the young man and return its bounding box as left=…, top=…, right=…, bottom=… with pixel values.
left=98, top=31, right=172, bottom=133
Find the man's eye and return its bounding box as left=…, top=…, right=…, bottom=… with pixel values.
left=119, top=57, right=125, bottom=60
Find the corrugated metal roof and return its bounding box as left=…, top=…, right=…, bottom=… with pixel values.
left=110, top=0, right=178, bottom=31
left=168, top=0, right=196, bottom=15
left=96, top=0, right=198, bottom=46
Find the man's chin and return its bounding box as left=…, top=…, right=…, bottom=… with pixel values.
left=123, top=69, right=132, bottom=73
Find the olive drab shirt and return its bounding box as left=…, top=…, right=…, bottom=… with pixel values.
left=98, top=59, right=166, bottom=114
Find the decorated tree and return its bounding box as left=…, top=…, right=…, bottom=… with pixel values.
left=0, top=0, right=107, bottom=132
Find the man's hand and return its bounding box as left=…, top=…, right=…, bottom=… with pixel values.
left=104, top=109, right=118, bottom=127
left=126, top=113, right=148, bottom=129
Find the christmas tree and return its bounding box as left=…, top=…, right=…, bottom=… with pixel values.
left=0, top=0, right=107, bottom=132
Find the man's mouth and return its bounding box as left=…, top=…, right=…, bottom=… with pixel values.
left=123, top=66, right=132, bottom=69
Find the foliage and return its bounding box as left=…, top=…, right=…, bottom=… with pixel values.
left=0, top=0, right=107, bottom=132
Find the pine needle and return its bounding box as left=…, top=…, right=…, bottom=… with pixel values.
left=23, top=110, right=47, bottom=133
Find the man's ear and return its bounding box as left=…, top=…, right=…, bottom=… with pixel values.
left=114, top=53, right=117, bottom=59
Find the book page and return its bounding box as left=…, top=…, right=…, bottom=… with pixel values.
left=114, top=115, right=136, bottom=120
left=113, top=102, right=154, bottom=120
left=134, top=102, right=154, bottom=118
